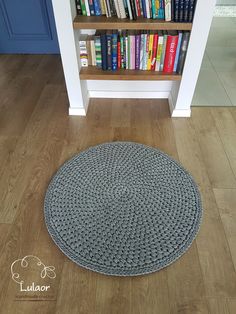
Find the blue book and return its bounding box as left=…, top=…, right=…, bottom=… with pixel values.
left=88, top=0, right=95, bottom=15
left=174, top=32, right=183, bottom=72
left=112, top=33, right=118, bottom=71
left=158, top=0, right=165, bottom=19
left=101, top=33, right=107, bottom=70
left=93, top=0, right=101, bottom=15
left=141, top=0, right=147, bottom=18
left=106, top=33, right=112, bottom=71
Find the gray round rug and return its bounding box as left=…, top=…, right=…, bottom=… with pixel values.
left=44, top=142, right=202, bottom=276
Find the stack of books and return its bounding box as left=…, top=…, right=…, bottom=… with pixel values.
left=76, top=0, right=196, bottom=22
left=79, top=30, right=190, bottom=74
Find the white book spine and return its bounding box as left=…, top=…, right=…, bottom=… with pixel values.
left=79, top=39, right=88, bottom=67
left=145, top=0, right=150, bottom=19
left=90, top=40, right=96, bottom=66
left=114, top=0, right=121, bottom=18
left=164, top=0, right=171, bottom=22
left=125, top=36, right=129, bottom=68
left=84, top=0, right=90, bottom=16
left=118, top=0, right=127, bottom=18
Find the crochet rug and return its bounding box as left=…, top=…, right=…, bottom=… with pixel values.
left=44, top=142, right=203, bottom=276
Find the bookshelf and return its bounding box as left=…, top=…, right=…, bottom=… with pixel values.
left=80, top=67, right=182, bottom=81
left=73, top=16, right=193, bottom=30
left=52, top=0, right=217, bottom=117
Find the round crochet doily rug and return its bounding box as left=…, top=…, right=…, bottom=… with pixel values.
left=44, top=142, right=203, bottom=276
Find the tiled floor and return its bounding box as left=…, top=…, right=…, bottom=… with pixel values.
left=192, top=17, right=236, bottom=107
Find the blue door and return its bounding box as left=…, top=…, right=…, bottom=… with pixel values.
left=0, top=0, right=59, bottom=53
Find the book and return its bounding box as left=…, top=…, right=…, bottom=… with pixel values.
left=114, top=0, right=121, bottom=18
left=135, top=33, right=141, bottom=70
left=163, top=31, right=178, bottom=73
left=188, top=0, right=196, bottom=22
left=86, top=35, right=92, bottom=65
left=90, top=36, right=96, bottom=66
left=80, top=0, right=87, bottom=15
left=152, top=0, right=156, bottom=19
left=173, top=31, right=182, bottom=72
left=135, top=0, right=141, bottom=17
left=120, top=33, right=125, bottom=68
left=100, top=32, right=107, bottom=70
left=174, top=0, right=179, bottom=21
left=177, top=31, right=190, bottom=74
left=184, top=0, right=190, bottom=22
left=79, top=34, right=88, bottom=67
left=118, top=0, right=127, bottom=18
left=139, top=33, right=144, bottom=70
left=104, top=0, right=111, bottom=17
left=128, top=33, right=135, bottom=69
left=76, top=0, right=82, bottom=15
left=93, top=0, right=102, bottom=15
left=126, top=0, right=133, bottom=19
left=112, top=32, right=118, bottom=71
left=143, top=33, right=149, bottom=70
left=88, top=0, right=95, bottom=15
left=151, top=33, right=158, bottom=70
left=159, top=31, right=167, bottom=71
left=179, top=0, right=184, bottom=22
left=145, top=0, right=150, bottom=19
left=125, top=33, right=129, bottom=69
left=158, top=0, right=165, bottom=19
left=94, top=31, right=102, bottom=67
left=147, top=33, right=154, bottom=70
left=117, top=35, right=121, bottom=69
left=84, top=0, right=90, bottom=16
left=141, top=0, right=147, bottom=18
left=100, top=0, right=107, bottom=15
left=155, top=32, right=164, bottom=71
left=130, top=0, right=137, bottom=20
left=164, top=0, right=171, bottom=22
left=107, top=32, right=112, bottom=70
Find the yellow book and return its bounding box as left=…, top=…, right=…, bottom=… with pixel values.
left=147, top=34, right=154, bottom=71
left=100, top=0, right=106, bottom=15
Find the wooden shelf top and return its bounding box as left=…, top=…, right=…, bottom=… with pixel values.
left=73, top=16, right=192, bottom=30
left=80, top=67, right=182, bottom=81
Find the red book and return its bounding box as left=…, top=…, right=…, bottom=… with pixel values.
left=151, top=34, right=158, bottom=71
left=117, top=38, right=121, bottom=69
left=163, top=32, right=179, bottom=73
left=135, top=0, right=141, bottom=16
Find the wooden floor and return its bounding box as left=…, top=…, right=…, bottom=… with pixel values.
left=1, top=55, right=236, bottom=314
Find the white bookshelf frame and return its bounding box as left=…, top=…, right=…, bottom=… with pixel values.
left=52, top=0, right=216, bottom=117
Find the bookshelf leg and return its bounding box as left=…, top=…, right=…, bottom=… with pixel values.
left=169, top=0, right=216, bottom=118
left=52, top=0, right=88, bottom=115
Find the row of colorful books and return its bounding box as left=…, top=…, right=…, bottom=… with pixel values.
left=79, top=30, right=190, bottom=74
left=76, top=0, right=196, bottom=22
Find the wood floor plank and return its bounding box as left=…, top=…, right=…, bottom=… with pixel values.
left=0, top=85, right=64, bottom=223
left=173, top=117, right=236, bottom=298
left=207, top=298, right=229, bottom=314
left=0, top=90, right=68, bottom=314
left=213, top=188, right=236, bottom=270
left=227, top=298, right=236, bottom=314
left=191, top=108, right=236, bottom=189
left=211, top=108, right=236, bottom=179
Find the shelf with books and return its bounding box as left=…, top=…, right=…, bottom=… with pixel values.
left=80, top=66, right=182, bottom=80
left=73, top=16, right=192, bottom=30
